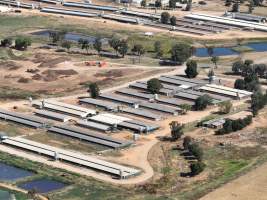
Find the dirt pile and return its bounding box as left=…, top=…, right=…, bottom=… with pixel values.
left=41, top=69, right=78, bottom=81
left=0, top=61, right=21, bottom=70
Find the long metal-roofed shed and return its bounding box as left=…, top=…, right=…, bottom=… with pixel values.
left=89, top=113, right=131, bottom=126
left=62, top=2, right=119, bottom=12
left=89, top=113, right=158, bottom=133
left=139, top=102, right=181, bottom=115
left=116, top=88, right=155, bottom=100
left=40, top=7, right=99, bottom=18
left=0, top=109, right=51, bottom=128
left=157, top=98, right=194, bottom=107
left=1, top=137, right=140, bottom=178
left=34, top=110, right=74, bottom=122
left=120, top=10, right=160, bottom=20
left=99, top=93, right=139, bottom=105
left=160, top=76, right=198, bottom=88
left=199, top=84, right=252, bottom=99
left=49, top=124, right=132, bottom=148
left=169, top=76, right=208, bottom=85
left=129, top=82, right=173, bottom=96
left=119, top=107, right=163, bottom=121
left=76, top=120, right=113, bottom=132
left=79, top=98, right=119, bottom=111
left=33, top=100, right=96, bottom=118
left=185, top=13, right=267, bottom=32
left=227, top=12, right=267, bottom=23
left=202, top=118, right=226, bottom=129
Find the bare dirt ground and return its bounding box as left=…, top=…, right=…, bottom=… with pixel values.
left=200, top=162, right=267, bottom=200
left=0, top=46, right=174, bottom=97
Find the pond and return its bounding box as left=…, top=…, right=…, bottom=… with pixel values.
left=0, top=189, right=12, bottom=200
left=194, top=42, right=267, bottom=57
left=0, top=163, right=34, bottom=181
left=31, top=30, right=108, bottom=44
left=18, top=179, right=67, bottom=193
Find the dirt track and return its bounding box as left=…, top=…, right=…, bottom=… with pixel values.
left=200, top=162, right=267, bottom=200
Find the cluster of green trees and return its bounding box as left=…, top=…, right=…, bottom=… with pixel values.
left=251, top=90, right=267, bottom=116
left=170, top=43, right=193, bottom=63
left=160, top=12, right=177, bottom=26
left=232, top=60, right=266, bottom=92
left=226, top=0, right=264, bottom=13
left=216, top=115, right=253, bottom=135
left=108, top=37, right=128, bottom=58
left=0, top=37, right=32, bottom=50
left=147, top=78, right=163, bottom=94
left=232, top=60, right=267, bottom=78
left=194, top=95, right=212, bottom=111
left=183, top=136, right=205, bottom=176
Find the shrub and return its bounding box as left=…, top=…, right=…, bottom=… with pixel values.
left=190, top=161, right=205, bottom=176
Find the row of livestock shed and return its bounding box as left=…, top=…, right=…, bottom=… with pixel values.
left=0, top=109, right=51, bottom=128
left=79, top=98, right=163, bottom=121
left=226, top=12, right=267, bottom=23
left=0, top=0, right=35, bottom=8
left=0, top=137, right=140, bottom=178
left=88, top=113, right=159, bottom=133
left=185, top=13, right=267, bottom=32
left=49, top=124, right=132, bottom=148
left=33, top=100, right=96, bottom=118
left=199, top=84, right=252, bottom=99
left=40, top=6, right=99, bottom=17
left=62, top=1, right=119, bottom=12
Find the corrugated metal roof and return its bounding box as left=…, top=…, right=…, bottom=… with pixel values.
left=2, top=137, right=140, bottom=178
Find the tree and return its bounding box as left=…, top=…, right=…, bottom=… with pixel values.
left=169, top=121, right=184, bottom=141
left=255, top=64, right=267, bottom=78
left=140, top=0, right=147, bottom=7
left=218, top=100, right=233, bottom=114
left=234, top=79, right=246, bottom=90
left=232, top=60, right=244, bottom=74
left=180, top=104, right=192, bottom=114
left=118, top=40, right=128, bottom=58
left=248, top=0, right=255, bottom=13
left=194, top=95, right=212, bottom=111
left=132, top=44, right=145, bottom=62
left=170, top=16, right=177, bottom=26
left=225, top=0, right=232, bottom=6
left=190, top=161, right=205, bottom=176
left=185, top=60, right=198, bottom=78
left=188, top=143, right=203, bottom=161
left=232, top=2, right=240, bottom=12
left=154, top=41, right=163, bottom=58
left=170, top=43, right=192, bottom=64
left=61, top=40, right=71, bottom=52
left=109, top=36, right=121, bottom=56
left=169, top=0, right=176, bottom=8
left=183, top=136, right=192, bottom=150
left=251, top=91, right=267, bottom=116
left=93, top=37, right=102, bottom=54
left=0, top=38, right=13, bottom=47
left=155, top=0, right=162, bottom=8
left=49, top=30, right=66, bottom=45
left=78, top=39, right=91, bottom=54
left=15, top=37, right=31, bottom=50
left=88, top=83, right=100, bottom=98
left=211, top=56, right=219, bottom=69
left=161, top=12, right=170, bottom=24
left=147, top=78, right=163, bottom=94
left=185, top=0, right=192, bottom=11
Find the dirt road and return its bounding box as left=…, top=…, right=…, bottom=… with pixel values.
left=200, top=162, right=267, bottom=200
